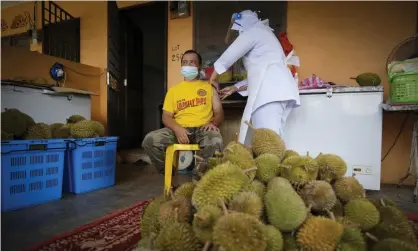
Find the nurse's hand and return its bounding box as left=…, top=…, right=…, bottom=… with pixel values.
left=210, top=81, right=220, bottom=92
left=220, top=86, right=238, bottom=100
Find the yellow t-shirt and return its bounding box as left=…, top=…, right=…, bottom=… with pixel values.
left=163, top=80, right=214, bottom=128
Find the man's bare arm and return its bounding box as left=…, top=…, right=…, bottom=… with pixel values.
left=162, top=111, right=182, bottom=131
left=211, top=88, right=224, bottom=127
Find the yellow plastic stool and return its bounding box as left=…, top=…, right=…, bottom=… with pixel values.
left=164, top=144, right=200, bottom=196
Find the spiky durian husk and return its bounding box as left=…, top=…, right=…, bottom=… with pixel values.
left=229, top=191, right=263, bottom=219
left=191, top=162, right=250, bottom=210
left=24, top=123, right=52, bottom=140
left=296, top=216, right=344, bottom=251
left=1, top=108, right=29, bottom=137
left=70, top=120, right=97, bottom=138
left=212, top=212, right=267, bottom=251
left=67, top=114, right=86, bottom=124
left=300, top=180, right=337, bottom=212
left=316, top=153, right=347, bottom=183
left=222, top=141, right=257, bottom=180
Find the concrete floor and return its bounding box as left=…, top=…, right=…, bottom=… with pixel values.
left=1, top=164, right=417, bottom=251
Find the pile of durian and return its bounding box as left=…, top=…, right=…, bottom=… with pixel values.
left=1, top=108, right=106, bottom=140
left=135, top=122, right=418, bottom=251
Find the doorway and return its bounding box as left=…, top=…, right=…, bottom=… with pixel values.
left=107, top=2, right=168, bottom=150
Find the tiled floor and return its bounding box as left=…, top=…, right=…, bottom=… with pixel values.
left=1, top=164, right=417, bottom=251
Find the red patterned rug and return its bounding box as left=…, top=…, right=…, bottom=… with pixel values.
left=24, top=200, right=418, bottom=251
left=24, top=200, right=150, bottom=251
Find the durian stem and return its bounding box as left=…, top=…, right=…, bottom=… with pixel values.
left=327, top=210, right=336, bottom=221
left=174, top=207, right=179, bottom=223
left=219, top=199, right=229, bottom=215
left=194, top=155, right=205, bottom=162
left=244, top=120, right=255, bottom=130
left=307, top=204, right=313, bottom=212
left=243, top=167, right=258, bottom=173
left=202, top=241, right=211, bottom=251
left=169, top=188, right=175, bottom=200
left=234, top=133, right=238, bottom=142
left=307, top=151, right=310, bottom=157
left=365, top=232, right=379, bottom=242
left=380, top=198, right=386, bottom=207
left=148, top=233, right=156, bottom=249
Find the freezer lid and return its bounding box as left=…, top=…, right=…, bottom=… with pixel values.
left=299, top=86, right=384, bottom=95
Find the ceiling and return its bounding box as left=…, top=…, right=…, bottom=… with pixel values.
left=1, top=1, right=26, bottom=9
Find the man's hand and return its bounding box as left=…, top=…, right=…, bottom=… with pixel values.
left=220, top=85, right=238, bottom=100
left=201, top=122, right=220, bottom=132
left=174, top=127, right=191, bottom=144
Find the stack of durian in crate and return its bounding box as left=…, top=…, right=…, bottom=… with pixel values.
left=135, top=122, right=418, bottom=251
left=1, top=108, right=105, bottom=140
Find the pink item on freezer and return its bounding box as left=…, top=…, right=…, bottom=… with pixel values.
left=299, top=74, right=332, bottom=89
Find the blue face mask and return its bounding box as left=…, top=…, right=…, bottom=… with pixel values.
left=181, top=66, right=199, bottom=80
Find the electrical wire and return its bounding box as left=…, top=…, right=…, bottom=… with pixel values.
left=381, top=113, right=410, bottom=162
left=64, top=65, right=108, bottom=77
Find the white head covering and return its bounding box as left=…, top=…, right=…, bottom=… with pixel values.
left=231, top=10, right=273, bottom=33
left=231, top=10, right=260, bottom=32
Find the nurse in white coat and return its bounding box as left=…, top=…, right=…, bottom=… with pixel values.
left=209, top=10, right=300, bottom=146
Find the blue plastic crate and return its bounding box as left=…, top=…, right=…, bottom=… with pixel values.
left=1, top=139, right=66, bottom=212
left=64, top=137, right=118, bottom=194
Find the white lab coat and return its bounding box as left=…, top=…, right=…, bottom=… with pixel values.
left=214, top=23, right=300, bottom=145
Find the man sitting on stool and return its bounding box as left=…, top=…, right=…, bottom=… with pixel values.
left=142, top=50, right=224, bottom=182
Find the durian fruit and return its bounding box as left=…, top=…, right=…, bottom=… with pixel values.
left=370, top=238, right=418, bottom=251
left=2, top=130, right=13, bottom=140
left=229, top=191, right=263, bottom=219
left=50, top=123, right=64, bottom=134
left=351, top=73, right=381, bottom=87
left=21, top=112, right=36, bottom=129
left=154, top=211, right=202, bottom=251
left=53, top=125, right=71, bottom=139
left=282, top=149, right=299, bottom=162
left=320, top=199, right=344, bottom=218
left=333, top=177, right=366, bottom=203
left=255, top=153, right=282, bottom=184
left=1, top=108, right=29, bottom=137
left=300, top=180, right=337, bottom=213
left=212, top=212, right=267, bottom=251
left=90, top=120, right=106, bottom=137
left=280, top=153, right=319, bottom=187
left=245, top=180, right=266, bottom=201
left=335, top=227, right=367, bottom=251
left=70, top=120, right=98, bottom=138
left=24, top=123, right=52, bottom=139
left=282, top=233, right=299, bottom=251
left=265, top=177, right=308, bottom=232
left=67, top=114, right=86, bottom=124
left=192, top=205, right=222, bottom=242
left=296, top=216, right=345, bottom=251
left=141, top=196, right=168, bottom=239
left=265, top=225, right=283, bottom=251
left=174, top=182, right=195, bottom=199
left=158, top=195, right=192, bottom=225
left=245, top=121, right=286, bottom=159
left=344, top=198, right=380, bottom=231
left=207, top=157, right=223, bottom=170
left=222, top=141, right=257, bottom=180
left=371, top=198, right=417, bottom=245
left=191, top=162, right=252, bottom=210
left=316, top=153, right=347, bottom=183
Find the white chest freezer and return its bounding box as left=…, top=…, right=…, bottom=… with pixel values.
left=1, top=83, right=91, bottom=124
left=284, top=86, right=384, bottom=190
